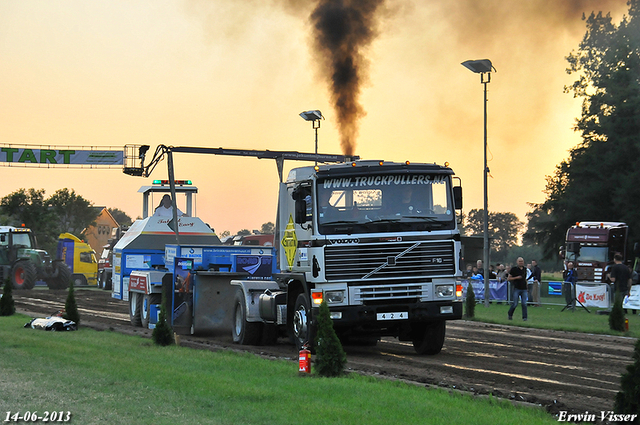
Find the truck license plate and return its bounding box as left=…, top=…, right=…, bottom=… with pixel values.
left=376, top=312, right=408, bottom=321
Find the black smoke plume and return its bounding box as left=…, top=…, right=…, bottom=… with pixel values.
left=310, top=0, right=384, bottom=157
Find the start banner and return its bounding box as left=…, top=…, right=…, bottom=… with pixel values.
left=0, top=145, right=123, bottom=165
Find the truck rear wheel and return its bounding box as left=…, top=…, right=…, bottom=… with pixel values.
left=72, top=274, right=87, bottom=287
left=129, top=292, right=143, bottom=327
left=232, top=289, right=262, bottom=345
left=11, top=260, right=37, bottom=290
left=292, top=292, right=315, bottom=352
left=411, top=320, right=446, bottom=355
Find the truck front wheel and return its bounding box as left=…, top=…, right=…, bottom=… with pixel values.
left=11, top=260, right=37, bottom=290
left=232, top=289, right=262, bottom=345
left=292, top=292, right=315, bottom=352
left=129, top=292, right=143, bottom=327
left=46, top=261, right=71, bottom=290
left=411, top=320, right=446, bottom=355
left=141, top=293, right=161, bottom=329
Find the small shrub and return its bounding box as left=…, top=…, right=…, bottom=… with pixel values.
left=609, top=292, right=625, bottom=332
left=315, top=300, right=346, bottom=377
left=63, top=281, right=80, bottom=325
left=465, top=282, right=476, bottom=318
left=614, top=338, right=640, bottom=421
left=0, top=277, right=15, bottom=316
left=152, top=292, right=174, bottom=346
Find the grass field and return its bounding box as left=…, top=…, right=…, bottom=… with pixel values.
left=470, top=301, right=640, bottom=338
left=0, top=313, right=557, bottom=425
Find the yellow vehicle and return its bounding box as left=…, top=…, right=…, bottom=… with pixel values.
left=57, top=233, right=98, bottom=286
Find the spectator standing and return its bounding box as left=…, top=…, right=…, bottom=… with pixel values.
left=609, top=254, right=632, bottom=298
left=563, top=262, right=577, bottom=310
left=496, top=263, right=508, bottom=281
left=528, top=260, right=542, bottom=307
left=476, top=259, right=484, bottom=278
left=507, top=257, right=528, bottom=321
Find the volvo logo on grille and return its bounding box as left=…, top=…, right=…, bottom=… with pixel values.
left=388, top=256, right=396, bottom=266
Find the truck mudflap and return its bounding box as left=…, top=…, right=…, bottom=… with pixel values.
left=314, top=301, right=463, bottom=329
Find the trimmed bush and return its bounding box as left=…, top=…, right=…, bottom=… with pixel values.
left=152, top=292, right=174, bottom=346
left=314, top=300, right=346, bottom=377
left=609, top=291, right=625, bottom=332
left=614, top=338, right=640, bottom=421
left=465, top=282, right=476, bottom=318
left=63, top=281, right=80, bottom=324
left=0, top=277, right=15, bottom=316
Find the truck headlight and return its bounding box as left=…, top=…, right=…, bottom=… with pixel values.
left=436, top=285, right=454, bottom=298
left=325, top=291, right=345, bottom=304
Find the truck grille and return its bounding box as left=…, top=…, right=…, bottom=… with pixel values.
left=325, top=241, right=455, bottom=281
left=350, top=281, right=428, bottom=304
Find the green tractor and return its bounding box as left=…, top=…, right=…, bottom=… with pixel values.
left=0, top=226, right=71, bottom=290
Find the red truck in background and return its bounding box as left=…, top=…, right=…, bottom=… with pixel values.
left=562, top=221, right=628, bottom=282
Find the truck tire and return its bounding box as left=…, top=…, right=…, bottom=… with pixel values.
left=232, top=289, right=262, bottom=345
left=411, top=320, right=446, bottom=355
left=11, top=260, right=37, bottom=290
left=97, top=272, right=104, bottom=289
left=103, top=272, right=112, bottom=291
left=46, top=261, right=71, bottom=290
left=129, top=292, right=143, bottom=327
left=141, top=293, right=162, bottom=329
left=72, top=274, right=87, bottom=287
left=292, top=292, right=316, bottom=352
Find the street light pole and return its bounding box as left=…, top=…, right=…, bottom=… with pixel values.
left=482, top=71, right=490, bottom=308
left=299, top=110, right=324, bottom=166
left=461, top=59, right=495, bottom=308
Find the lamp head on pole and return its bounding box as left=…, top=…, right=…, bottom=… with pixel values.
left=461, top=59, right=495, bottom=74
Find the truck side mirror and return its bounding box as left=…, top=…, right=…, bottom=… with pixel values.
left=0, top=234, right=5, bottom=243
left=558, top=246, right=566, bottom=260
left=453, top=186, right=462, bottom=210
left=295, top=199, right=308, bottom=224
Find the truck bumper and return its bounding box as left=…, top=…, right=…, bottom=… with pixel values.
left=314, top=301, right=462, bottom=329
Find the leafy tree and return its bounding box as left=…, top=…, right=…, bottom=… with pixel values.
left=107, top=208, right=133, bottom=227
left=236, top=229, right=251, bottom=236
left=609, top=291, right=626, bottom=332
left=0, top=277, right=15, bottom=316
left=48, top=188, right=100, bottom=237
left=527, top=2, right=640, bottom=258
left=260, top=222, right=275, bottom=234
left=465, top=282, right=476, bottom=319
left=152, top=291, right=174, bottom=346
left=614, top=338, right=640, bottom=419
left=0, top=188, right=100, bottom=255
left=315, top=300, right=346, bottom=377
left=464, top=209, right=524, bottom=257
left=0, top=188, right=56, bottom=244
left=63, top=281, right=80, bottom=325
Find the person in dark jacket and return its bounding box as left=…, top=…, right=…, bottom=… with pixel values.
left=508, top=257, right=528, bottom=321
left=563, top=261, right=577, bottom=310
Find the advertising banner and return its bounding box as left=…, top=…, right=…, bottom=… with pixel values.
left=0, top=145, right=123, bottom=165
left=575, top=283, right=609, bottom=308
left=623, top=285, right=640, bottom=310
left=462, top=279, right=508, bottom=301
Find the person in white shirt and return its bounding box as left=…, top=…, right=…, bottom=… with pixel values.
left=153, top=194, right=185, bottom=217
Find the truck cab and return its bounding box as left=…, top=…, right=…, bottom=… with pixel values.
left=563, top=221, right=628, bottom=282
left=269, top=160, right=464, bottom=354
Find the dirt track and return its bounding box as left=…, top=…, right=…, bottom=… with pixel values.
left=13, top=288, right=637, bottom=419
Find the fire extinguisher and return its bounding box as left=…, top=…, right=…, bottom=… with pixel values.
left=299, top=343, right=311, bottom=373
left=625, top=318, right=629, bottom=331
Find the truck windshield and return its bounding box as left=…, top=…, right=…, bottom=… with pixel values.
left=575, top=247, right=609, bottom=263
left=12, top=233, right=33, bottom=248
left=317, top=173, right=455, bottom=234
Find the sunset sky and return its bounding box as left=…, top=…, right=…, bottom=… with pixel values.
left=0, top=0, right=630, bottom=236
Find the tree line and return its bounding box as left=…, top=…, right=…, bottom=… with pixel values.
left=0, top=188, right=132, bottom=256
